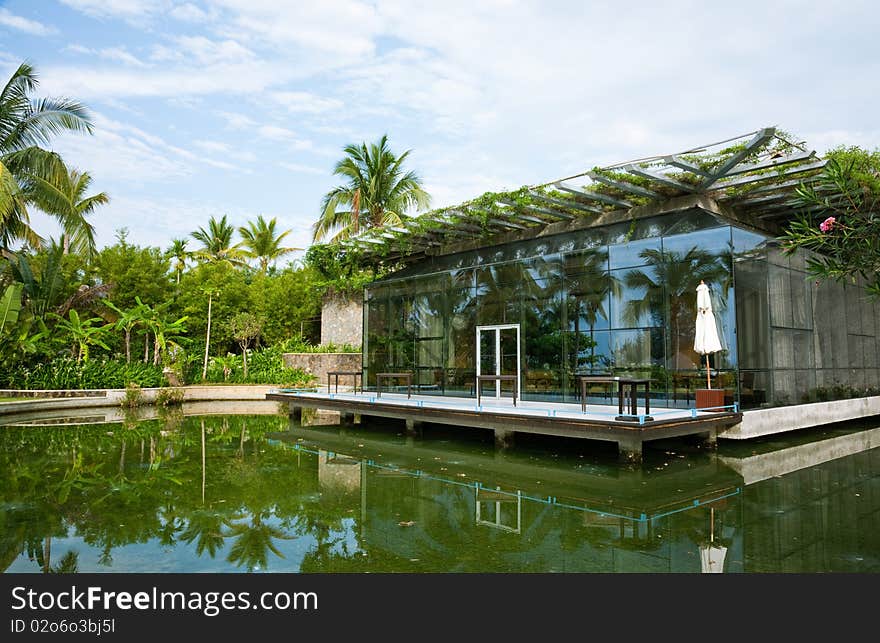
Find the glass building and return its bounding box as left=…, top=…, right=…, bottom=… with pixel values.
left=346, top=129, right=880, bottom=410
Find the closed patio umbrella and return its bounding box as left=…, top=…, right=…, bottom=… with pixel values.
left=699, top=507, right=727, bottom=573
left=694, top=280, right=723, bottom=389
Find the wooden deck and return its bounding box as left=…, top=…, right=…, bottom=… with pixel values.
left=266, top=389, right=742, bottom=461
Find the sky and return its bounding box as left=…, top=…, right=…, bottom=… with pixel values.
left=1, top=0, right=878, bottom=260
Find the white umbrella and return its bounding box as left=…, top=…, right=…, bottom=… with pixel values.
left=694, top=280, right=723, bottom=389
left=699, top=507, right=727, bottom=573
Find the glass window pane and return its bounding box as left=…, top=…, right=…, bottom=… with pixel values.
left=609, top=237, right=660, bottom=270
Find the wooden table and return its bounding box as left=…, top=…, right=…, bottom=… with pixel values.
left=376, top=372, right=413, bottom=398
left=476, top=374, right=518, bottom=407
left=327, top=370, right=362, bottom=394
left=577, top=375, right=652, bottom=419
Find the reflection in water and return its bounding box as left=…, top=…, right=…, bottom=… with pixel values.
left=1, top=414, right=879, bottom=572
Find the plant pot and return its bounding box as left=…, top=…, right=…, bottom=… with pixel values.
left=695, top=388, right=726, bottom=411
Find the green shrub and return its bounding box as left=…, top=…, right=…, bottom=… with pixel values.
left=1, top=357, right=165, bottom=390
left=197, top=344, right=315, bottom=386
left=279, top=337, right=360, bottom=353
left=121, top=382, right=143, bottom=408
left=155, top=387, right=184, bottom=407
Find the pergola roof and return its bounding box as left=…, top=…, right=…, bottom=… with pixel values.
left=338, top=126, right=829, bottom=264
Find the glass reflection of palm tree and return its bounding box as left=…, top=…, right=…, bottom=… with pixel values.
left=623, top=247, right=729, bottom=372
left=567, top=249, right=618, bottom=373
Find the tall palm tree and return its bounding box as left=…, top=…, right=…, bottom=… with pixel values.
left=313, top=134, right=431, bottom=242
left=167, top=238, right=188, bottom=283
left=191, top=215, right=245, bottom=266
left=238, top=215, right=299, bottom=273
left=622, top=247, right=729, bottom=370
left=1, top=62, right=93, bottom=254
left=26, top=161, right=107, bottom=257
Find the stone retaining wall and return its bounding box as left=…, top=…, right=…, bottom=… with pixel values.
left=282, top=353, right=362, bottom=387
left=321, top=292, right=363, bottom=346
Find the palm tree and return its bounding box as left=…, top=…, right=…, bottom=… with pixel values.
left=313, top=134, right=431, bottom=242
left=1, top=62, right=93, bottom=254
left=622, top=247, right=729, bottom=370
left=26, top=161, right=107, bottom=257
left=191, top=215, right=245, bottom=266
left=167, top=238, right=188, bottom=284
left=238, top=215, right=299, bottom=273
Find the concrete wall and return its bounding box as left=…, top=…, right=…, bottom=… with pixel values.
left=321, top=291, right=363, bottom=346
left=723, top=395, right=880, bottom=439
left=0, top=385, right=279, bottom=418
left=282, top=352, right=362, bottom=387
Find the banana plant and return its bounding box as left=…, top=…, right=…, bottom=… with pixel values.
left=51, top=309, right=110, bottom=362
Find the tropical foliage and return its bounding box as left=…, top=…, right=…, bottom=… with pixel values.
left=1, top=62, right=95, bottom=253
left=313, top=134, right=431, bottom=242
left=780, top=146, right=880, bottom=297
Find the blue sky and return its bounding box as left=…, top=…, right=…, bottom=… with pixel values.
left=1, top=0, right=878, bottom=258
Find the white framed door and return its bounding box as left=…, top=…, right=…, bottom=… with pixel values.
left=475, top=324, right=521, bottom=400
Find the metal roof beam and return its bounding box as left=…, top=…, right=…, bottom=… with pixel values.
left=525, top=192, right=591, bottom=215
left=497, top=197, right=576, bottom=220
left=663, top=155, right=714, bottom=177
left=711, top=159, right=826, bottom=191
left=723, top=149, right=816, bottom=177
left=587, top=170, right=659, bottom=199
left=701, top=127, right=776, bottom=189
left=623, top=164, right=698, bottom=193
left=554, top=182, right=631, bottom=208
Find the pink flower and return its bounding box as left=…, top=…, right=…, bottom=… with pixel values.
left=819, top=216, right=836, bottom=232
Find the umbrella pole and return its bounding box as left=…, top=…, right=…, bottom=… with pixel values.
left=706, top=353, right=711, bottom=389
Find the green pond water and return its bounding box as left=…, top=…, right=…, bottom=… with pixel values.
left=1, top=407, right=878, bottom=573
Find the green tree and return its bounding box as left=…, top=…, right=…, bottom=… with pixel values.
left=248, top=267, right=322, bottom=345
left=780, top=146, right=880, bottom=297
left=191, top=215, right=245, bottom=267
left=230, top=312, right=261, bottom=378
left=238, top=215, right=299, bottom=274
left=93, top=230, right=171, bottom=310
left=313, top=134, right=431, bottom=242
left=167, top=238, right=189, bottom=284
left=26, top=161, right=107, bottom=257
left=1, top=62, right=93, bottom=252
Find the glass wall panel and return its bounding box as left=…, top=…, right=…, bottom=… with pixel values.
left=364, top=212, right=878, bottom=408
left=608, top=237, right=660, bottom=270
left=610, top=266, right=661, bottom=329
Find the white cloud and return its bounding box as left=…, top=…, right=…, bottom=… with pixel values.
left=171, top=35, right=255, bottom=65
left=270, top=91, right=343, bottom=114
left=280, top=162, right=326, bottom=176
left=169, top=3, right=211, bottom=23
left=64, top=44, right=148, bottom=67
left=59, top=0, right=169, bottom=21
left=258, top=125, right=312, bottom=150
left=0, top=8, right=58, bottom=36
left=194, top=139, right=257, bottom=163
left=215, top=111, right=257, bottom=129
left=214, top=0, right=381, bottom=58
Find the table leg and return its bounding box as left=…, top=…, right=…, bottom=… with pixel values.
left=377, top=376, right=382, bottom=398
left=617, top=382, right=624, bottom=415
left=327, top=373, right=331, bottom=394
left=644, top=383, right=650, bottom=414
left=630, top=384, right=637, bottom=415
left=581, top=381, right=586, bottom=412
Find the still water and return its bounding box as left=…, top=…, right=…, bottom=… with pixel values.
left=2, top=407, right=878, bottom=573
